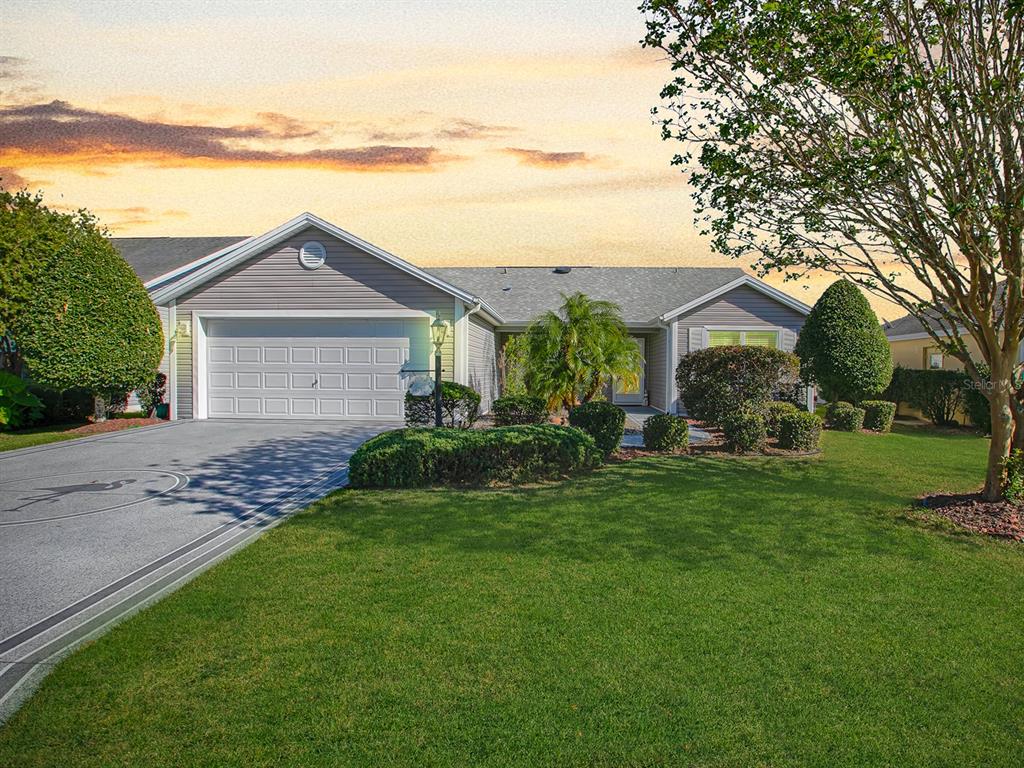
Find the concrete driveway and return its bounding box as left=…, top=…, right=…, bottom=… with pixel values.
left=0, top=418, right=391, bottom=719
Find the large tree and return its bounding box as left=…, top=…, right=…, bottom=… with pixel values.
left=1, top=187, right=163, bottom=416
left=524, top=292, right=642, bottom=413
left=643, top=0, right=1024, bottom=499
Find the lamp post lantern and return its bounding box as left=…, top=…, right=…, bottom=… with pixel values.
left=430, top=315, right=448, bottom=427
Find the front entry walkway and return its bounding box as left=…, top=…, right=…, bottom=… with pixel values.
left=620, top=406, right=711, bottom=447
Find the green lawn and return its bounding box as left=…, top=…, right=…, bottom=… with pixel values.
left=0, top=423, right=88, bottom=452
left=2, top=428, right=1022, bottom=767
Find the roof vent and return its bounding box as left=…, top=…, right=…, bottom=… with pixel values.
left=553, top=266, right=572, bottom=274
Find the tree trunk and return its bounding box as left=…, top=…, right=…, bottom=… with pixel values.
left=93, top=394, right=107, bottom=423
left=984, top=382, right=1014, bottom=501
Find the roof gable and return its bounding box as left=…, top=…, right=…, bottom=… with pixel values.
left=148, top=212, right=502, bottom=320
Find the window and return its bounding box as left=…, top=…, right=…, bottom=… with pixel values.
left=928, top=350, right=944, bottom=369
left=707, top=329, right=779, bottom=348
left=299, top=241, right=326, bottom=270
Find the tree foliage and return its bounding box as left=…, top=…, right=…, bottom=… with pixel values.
left=675, top=345, right=800, bottom=426
left=643, top=0, right=1024, bottom=498
left=13, top=210, right=163, bottom=396
left=795, top=280, right=893, bottom=402
left=523, top=293, right=642, bottom=412
left=0, top=188, right=80, bottom=371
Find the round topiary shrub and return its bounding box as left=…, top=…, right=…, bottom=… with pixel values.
left=860, top=400, right=896, bottom=433
left=568, top=401, right=626, bottom=456
left=348, top=425, right=601, bottom=488
left=825, top=401, right=865, bottom=431
left=795, top=279, right=893, bottom=402
left=492, top=394, right=548, bottom=426
left=676, top=345, right=800, bottom=427
left=405, top=381, right=481, bottom=428
left=642, top=413, right=689, bottom=452
left=764, top=400, right=800, bottom=438
left=777, top=411, right=823, bottom=451
left=721, top=407, right=767, bottom=453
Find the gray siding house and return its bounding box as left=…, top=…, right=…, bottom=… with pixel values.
left=118, top=212, right=811, bottom=422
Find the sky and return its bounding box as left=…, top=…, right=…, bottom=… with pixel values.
left=0, top=0, right=902, bottom=318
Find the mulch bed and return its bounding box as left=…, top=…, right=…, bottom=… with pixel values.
left=65, top=418, right=164, bottom=436
left=917, top=493, right=1024, bottom=542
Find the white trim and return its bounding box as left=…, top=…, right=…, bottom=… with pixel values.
left=148, top=212, right=504, bottom=322
left=454, top=300, right=468, bottom=385
left=665, top=322, right=678, bottom=414
left=188, top=309, right=432, bottom=319
left=168, top=300, right=178, bottom=421
left=659, top=275, right=812, bottom=321
left=144, top=237, right=255, bottom=290
left=194, top=315, right=208, bottom=420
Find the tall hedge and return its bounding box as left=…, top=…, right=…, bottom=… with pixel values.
left=675, top=345, right=800, bottom=426
left=795, top=280, right=893, bottom=402
left=14, top=220, right=163, bottom=398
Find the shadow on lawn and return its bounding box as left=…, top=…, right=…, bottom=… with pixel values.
left=297, top=439, right=966, bottom=569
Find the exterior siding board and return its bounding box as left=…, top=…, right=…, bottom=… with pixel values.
left=647, top=328, right=667, bottom=411
left=172, top=227, right=456, bottom=418
left=467, top=315, right=499, bottom=413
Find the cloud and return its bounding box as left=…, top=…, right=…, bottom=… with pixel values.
left=501, top=147, right=595, bottom=168
left=0, top=100, right=455, bottom=172
left=0, top=166, right=28, bottom=188
left=368, top=117, right=518, bottom=142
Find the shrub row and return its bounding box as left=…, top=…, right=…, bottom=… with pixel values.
left=492, top=394, right=548, bottom=426
left=348, top=425, right=601, bottom=488
left=722, top=406, right=768, bottom=453
left=861, top=400, right=896, bottom=432
left=568, top=401, right=626, bottom=456
left=642, top=413, right=689, bottom=452
left=764, top=401, right=800, bottom=438
left=883, top=365, right=983, bottom=428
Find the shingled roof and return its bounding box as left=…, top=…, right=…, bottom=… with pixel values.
left=429, top=266, right=749, bottom=324
left=111, top=236, right=250, bottom=283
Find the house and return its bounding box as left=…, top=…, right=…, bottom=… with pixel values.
left=114, top=212, right=812, bottom=422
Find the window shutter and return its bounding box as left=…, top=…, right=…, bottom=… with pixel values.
left=781, top=328, right=797, bottom=351
left=688, top=326, right=704, bottom=352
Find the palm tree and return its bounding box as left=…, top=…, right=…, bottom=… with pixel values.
left=523, top=292, right=643, bottom=413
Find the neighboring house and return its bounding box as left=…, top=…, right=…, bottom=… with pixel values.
left=114, top=212, right=812, bottom=422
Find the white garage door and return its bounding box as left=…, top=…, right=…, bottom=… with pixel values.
left=205, top=318, right=426, bottom=420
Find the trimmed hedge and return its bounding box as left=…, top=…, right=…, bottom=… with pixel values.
left=884, top=365, right=967, bottom=426
left=861, top=400, right=896, bottom=432
left=826, top=401, right=865, bottom=431
left=642, top=413, right=689, bottom=452
left=568, top=401, right=626, bottom=456
left=1004, top=449, right=1024, bottom=502
left=492, top=394, right=548, bottom=426
left=777, top=411, right=823, bottom=451
left=721, top=407, right=767, bottom=453
left=405, top=381, right=480, bottom=428
left=676, top=345, right=800, bottom=427
left=764, top=400, right=800, bottom=438
left=348, top=425, right=601, bottom=488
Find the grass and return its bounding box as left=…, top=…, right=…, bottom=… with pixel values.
left=1, top=427, right=1022, bottom=766
left=0, top=422, right=88, bottom=452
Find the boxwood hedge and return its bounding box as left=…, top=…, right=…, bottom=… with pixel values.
left=825, top=401, right=865, bottom=431
left=777, top=411, right=823, bottom=451
left=722, top=407, right=767, bottom=453
left=348, top=425, right=601, bottom=488
left=568, top=401, right=626, bottom=456
left=642, top=413, right=689, bottom=452
left=764, top=401, right=800, bottom=438
left=861, top=400, right=896, bottom=433
left=491, top=394, right=548, bottom=425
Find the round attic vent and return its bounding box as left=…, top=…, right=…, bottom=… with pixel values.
left=299, top=241, right=326, bottom=270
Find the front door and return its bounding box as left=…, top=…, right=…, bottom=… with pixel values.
left=613, top=337, right=645, bottom=405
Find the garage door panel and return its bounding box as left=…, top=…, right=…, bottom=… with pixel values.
left=206, top=318, right=416, bottom=421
